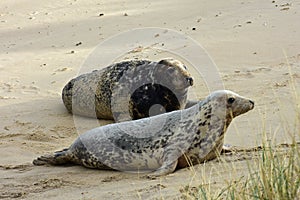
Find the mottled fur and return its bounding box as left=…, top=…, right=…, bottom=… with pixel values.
left=34, top=90, right=254, bottom=177
left=62, top=58, right=193, bottom=122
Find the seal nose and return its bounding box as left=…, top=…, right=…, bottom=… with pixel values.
left=186, top=77, right=194, bottom=86
left=249, top=100, right=254, bottom=108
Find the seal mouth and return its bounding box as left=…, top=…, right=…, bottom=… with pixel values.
left=186, top=77, right=194, bottom=86
left=249, top=100, right=254, bottom=109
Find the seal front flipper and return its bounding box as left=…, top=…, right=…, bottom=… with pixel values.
left=33, top=148, right=71, bottom=165
left=147, top=160, right=178, bottom=179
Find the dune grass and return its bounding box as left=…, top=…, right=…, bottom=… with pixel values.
left=181, top=139, right=299, bottom=200
left=181, top=67, right=300, bottom=200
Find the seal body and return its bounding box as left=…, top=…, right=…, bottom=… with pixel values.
left=34, top=90, right=254, bottom=177
left=62, top=58, right=194, bottom=122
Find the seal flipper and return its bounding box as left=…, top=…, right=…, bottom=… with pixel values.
left=33, top=148, right=72, bottom=166
left=147, top=160, right=178, bottom=179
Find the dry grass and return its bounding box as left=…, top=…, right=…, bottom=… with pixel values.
left=182, top=126, right=299, bottom=200
left=181, top=65, right=300, bottom=200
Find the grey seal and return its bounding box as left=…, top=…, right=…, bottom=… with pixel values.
left=62, top=58, right=194, bottom=122
left=34, top=90, right=254, bottom=178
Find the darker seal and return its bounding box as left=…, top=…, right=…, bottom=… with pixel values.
left=62, top=58, right=194, bottom=122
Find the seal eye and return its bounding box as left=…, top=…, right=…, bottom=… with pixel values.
left=227, top=97, right=235, bottom=104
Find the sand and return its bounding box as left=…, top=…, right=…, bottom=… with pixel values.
left=0, top=0, right=299, bottom=199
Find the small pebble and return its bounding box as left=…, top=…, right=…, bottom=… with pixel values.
left=280, top=7, right=289, bottom=11
left=233, top=24, right=242, bottom=28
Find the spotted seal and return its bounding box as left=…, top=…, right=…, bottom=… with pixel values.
left=62, top=58, right=194, bottom=122
left=33, top=90, right=254, bottom=178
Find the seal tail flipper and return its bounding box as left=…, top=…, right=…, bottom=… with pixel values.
left=33, top=148, right=71, bottom=165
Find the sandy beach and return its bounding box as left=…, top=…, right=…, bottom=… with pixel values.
left=0, top=0, right=299, bottom=199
